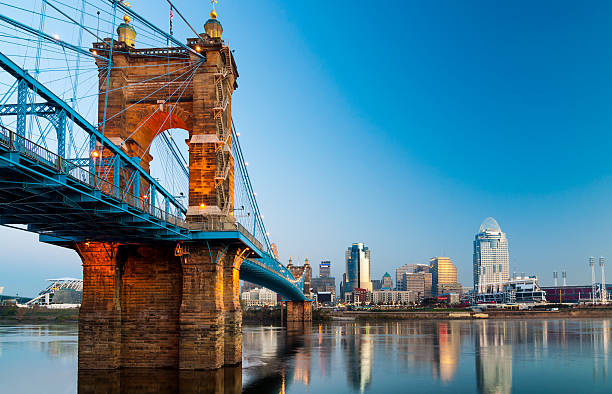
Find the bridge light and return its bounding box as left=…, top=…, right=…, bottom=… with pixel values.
left=143, top=195, right=148, bottom=200
left=53, top=34, right=60, bottom=40
left=237, top=132, right=240, bottom=137
left=230, top=212, right=234, bottom=216
left=266, top=232, right=270, bottom=236
left=200, top=203, right=206, bottom=209
left=260, top=215, right=264, bottom=219
left=253, top=192, right=257, bottom=196
left=91, top=150, right=100, bottom=158
left=244, top=162, right=249, bottom=166
left=92, top=50, right=97, bottom=56
left=195, top=45, right=201, bottom=51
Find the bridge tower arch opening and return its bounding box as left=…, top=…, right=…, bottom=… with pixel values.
left=92, top=9, right=238, bottom=225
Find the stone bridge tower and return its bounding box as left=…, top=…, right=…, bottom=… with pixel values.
left=77, top=8, right=246, bottom=372
left=92, top=8, right=237, bottom=224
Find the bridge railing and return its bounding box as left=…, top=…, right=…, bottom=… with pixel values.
left=187, top=218, right=264, bottom=252
left=0, top=125, right=187, bottom=229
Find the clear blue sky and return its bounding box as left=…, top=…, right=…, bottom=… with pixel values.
left=4, top=0, right=612, bottom=296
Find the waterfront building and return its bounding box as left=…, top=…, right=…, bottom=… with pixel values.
left=541, top=284, right=612, bottom=303
left=25, top=278, right=83, bottom=307
left=396, top=264, right=429, bottom=290
left=344, top=243, right=372, bottom=298
left=473, top=217, right=509, bottom=293
left=430, top=257, right=461, bottom=296
left=474, top=275, right=546, bottom=304
left=371, top=279, right=382, bottom=291
left=311, top=276, right=336, bottom=302
left=350, top=288, right=370, bottom=305
left=372, top=290, right=416, bottom=304
left=319, top=261, right=331, bottom=278
left=381, top=272, right=393, bottom=290
left=241, top=287, right=278, bottom=307
left=316, top=291, right=334, bottom=305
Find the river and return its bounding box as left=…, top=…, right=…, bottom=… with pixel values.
left=1, top=319, right=611, bottom=393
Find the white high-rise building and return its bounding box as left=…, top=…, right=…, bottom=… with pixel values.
left=473, top=217, right=509, bottom=293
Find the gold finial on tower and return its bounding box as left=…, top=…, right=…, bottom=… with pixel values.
left=123, top=1, right=131, bottom=23
left=117, top=1, right=136, bottom=47
left=210, top=0, right=218, bottom=19
left=204, top=0, right=223, bottom=38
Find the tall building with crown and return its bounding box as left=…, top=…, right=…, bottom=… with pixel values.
left=473, top=217, right=509, bottom=293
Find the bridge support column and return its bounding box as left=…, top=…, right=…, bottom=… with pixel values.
left=223, top=249, right=243, bottom=366
left=179, top=244, right=226, bottom=370
left=283, top=301, right=312, bottom=323
left=77, top=242, right=122, bottom=370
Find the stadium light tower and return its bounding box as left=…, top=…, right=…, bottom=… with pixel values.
left=553, top=271, right=558, bottom=287
left=590, top=257, right=596, bottom=304
left=562, top=271, right=567, bottom=287
left=600, top=257, right=607, bottom=304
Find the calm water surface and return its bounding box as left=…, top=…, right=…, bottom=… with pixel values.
left=1, top=319, right=611, bottom=393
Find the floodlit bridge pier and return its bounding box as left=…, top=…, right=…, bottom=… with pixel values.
left=0, top=2, right=311, bottom=370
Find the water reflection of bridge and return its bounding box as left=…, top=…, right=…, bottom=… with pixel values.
left=74, top=319, right=612, bottom=393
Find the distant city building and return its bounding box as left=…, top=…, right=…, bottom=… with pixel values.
left=0, top=286, right=3, bottom=295
left=396, top=264, right=429, bottom=290
left=319, top=261, right=331, bottom=278
left=436, top=283, right=463, bottom=296
left=371, top=279, right=382, bottom=291
left=350, top=288, right=370, bottom=305
left=344, top=243, right=372, bottom=299
left=316, top=291, right=334, bottom=305
left=401, top=271, right=432, bottom=299
left=241, top=287, right=278, bottom=307
left=372, top=290, right=416, bottom=305
left=474, top=275, right=545, bottom=304
left=241, top=281, right=259, bottom=293
left=311, top=275, right=336, bottom=302
left=381, top=272, right=393, bottom=290
left=430, top=257, right=460, bottom=297
left=542, top=284, right=612, bottom=303
left=473, top=217, right=509, bottom=293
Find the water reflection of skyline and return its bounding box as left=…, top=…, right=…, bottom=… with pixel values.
left=3, top=319, right=612, bottom=393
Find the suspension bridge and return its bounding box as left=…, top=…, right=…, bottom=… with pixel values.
left=0, top=0, right=311, bottom=370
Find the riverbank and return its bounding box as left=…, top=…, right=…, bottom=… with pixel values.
left=329, top=308, right=612, bottom=320
left=0, top=306, right=78, bottom=323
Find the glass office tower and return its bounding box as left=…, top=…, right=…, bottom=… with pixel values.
left=345, top=243, right=372, bottom=295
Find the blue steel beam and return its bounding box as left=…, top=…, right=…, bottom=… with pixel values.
left=0, top=103, right=57, bottom=116
left=0, top=52, right=186, bottom=215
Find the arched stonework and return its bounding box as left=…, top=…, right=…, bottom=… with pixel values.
left=93, top=36, right=237, bottom=218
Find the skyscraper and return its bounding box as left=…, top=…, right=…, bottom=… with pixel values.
left=344, top=243, right=372, bottom=296
left=430, top=257, right=461, bottom=296
left=381, top=272, right=393, bottom=290
left=473, top=217, right=509, bottom=293
left=319, top=261, right=331, bottom=278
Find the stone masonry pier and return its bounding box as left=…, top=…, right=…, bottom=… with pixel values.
left=76, top=241, right=243, bottom=370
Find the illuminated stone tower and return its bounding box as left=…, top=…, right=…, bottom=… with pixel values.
left=92, top=4, right=237, bottom=224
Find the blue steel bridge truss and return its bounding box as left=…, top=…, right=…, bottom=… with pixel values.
left=0, top=1, right=307, bottom=301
